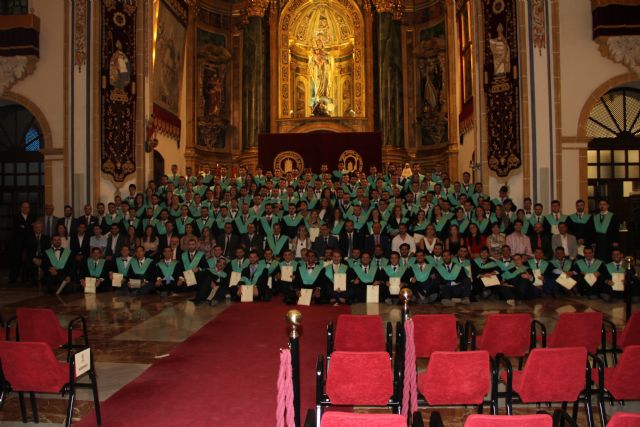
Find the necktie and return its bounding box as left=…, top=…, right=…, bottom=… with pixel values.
left=447, top=265, right=451, bottom=273
left=325, top=237, right=329, bottom=245
left=224, top=235, right=229, bottom=253
left=601, top=214, right=605, bottom=221
left=555, top=214, right=559, bottom=221
left=375, top=235, right=380, bottom=245
left=94, top=261, right=98, bottom=270
left=250, top=265, right=256, bottom=279
left=363, top=266, right=368, bottom=274
left=537, top=234, right=542, bottom=249
left=393, top=266, right=397, bottom=272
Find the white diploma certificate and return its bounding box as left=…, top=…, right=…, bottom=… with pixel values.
left=389, top=277, right=401, bottom=295
left=267, top=277, right=273, bottom=289
left=112, top=273, right=123, bottom=288
left=366, top=284, right=379, bottom=303
left=533, top=269, right=543, bottom=287
left=481, top=275, right=500, bottom=287
left=584, top=273, right=597, bottom=287
left=611, top=273, right=625, bottom=292
left=280, top=266, right=293, bottom=282
left=298, top=288, right=313, bottom=306
left=207, top=286, right=219, bottom=301
left=229, top=271, right=242, bottom=287
left=556, top=273, right=577, bottom=290
left=84, top=277, right=97, bottom=294
left=184, top=269, right=197, bottom=287
left=309, top=227, right=320, bottom=243
left=240, top=285, right=254, bottom=302
left=128, top=279, right=142, bottom=289
left=333, top=273, right=347, bottom=292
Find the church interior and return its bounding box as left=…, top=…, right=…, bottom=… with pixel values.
left=0, top=0, right=640, bottom=425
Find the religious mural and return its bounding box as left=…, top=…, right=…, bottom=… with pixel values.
left=196, top=29, right=232, bottom=149
left=101, top=0, right=136, bottom=182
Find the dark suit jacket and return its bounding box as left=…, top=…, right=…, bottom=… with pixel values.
left=364, top=234, right=391, bottom=257
left=77, top=215, right=99, bottom=235
left=104, top=233, right=126, bottom=258
left=12, top=212, right=36, bottom=244
left=70, top=233, right=91, bottom=257
left=39, top=215, right=59, bottom=238
left=240, top=233, right=265, bottom=256
left=57, top=216, right=78, bottom=236
left=26, top=233, right=51, bottom=259
left=217, top=233, right=240, bottom=258
left=338, top=229, right=365, bottom=255
left=158, top=233, right=177, bottom=252
left=311, top=234, right=339, bottom=255
left=530, top=232, right=552, bottom=259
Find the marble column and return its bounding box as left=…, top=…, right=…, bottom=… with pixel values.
left=376, top=13, right=404, bottom=147
left=242, top=16, right=264, bottom=149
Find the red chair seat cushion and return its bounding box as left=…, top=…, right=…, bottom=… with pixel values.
left=547, top=312, right=602, bottom=354
left=606, top=412, right=640, bottom=427
left=464, top=414, right=552, bottom=427
left=0, top=342, right=69, bottom=393
left=476, top=314, right=532, bottom=358
left=326, top=351, right=394, bottom=406
left=334, top=315, right=386, bottom=352
left=413, top=315, right=459, bottom=358
left=321, top=412, right=406, bottom=427
left=594, top=345, right=640, bottom=400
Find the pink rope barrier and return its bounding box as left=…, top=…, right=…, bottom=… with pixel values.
left=276, top=349, right=296, bottom=427
left=401, top=319, right=418, bottom=417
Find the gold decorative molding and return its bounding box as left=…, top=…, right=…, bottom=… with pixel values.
left=246, top=0, right=269, bottom=17
left=596, top=36, right=640, bottom=78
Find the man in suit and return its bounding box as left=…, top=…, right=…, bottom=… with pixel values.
left=158, top=221, right=176, bottom=252
left=218, top=222, right=240, bottom=258
left=26, top=221, right=51, bottom=285
left=39, top=203, right=59, bottom=238
left=240, top=223, right=264, bottom=256
left=41, top=235, right=75, bottom=294
left=105, top=224, right=126, bottom=261
left=364, top=222, right=391, bottom=257
left=592, top=199, right=620, bottom=262
left=551, top=222, right=578, bottom=260
left=529, top=222, right=552, bottom=259
left=58, top=205, right=78, bottom=236
left=77, top=204, right=98, bottom=236
left=9, top=200, right=37, bottom=284
left=311, top=224, right=339, bottom=254
left=338, top=220, right=365, bottom=258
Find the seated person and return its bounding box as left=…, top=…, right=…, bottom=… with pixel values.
left=236, top=250, right=271, bottom=302
left=80, top=247, right=110, bottom=292
left=350, top=251, right=382, bottom=303
left=154, top=246, right=185, bottom=296
left=527, top=248, right=553, bottom=295
left=549, top=246, right=577, bottom=296
left=274, top=249, right=298, bottom=299
left=408, top=250, right=437, bottom=303
left=471, top=247, right=501, bottom=299
left=324, top=250, right=353, bottom=305
left=604, top=248, right=633, bottom=300
left=371, top=244, right=389, bottom=271
left=426, top=243, right=444, bottom=267
left=572, top=245, right=606, bottom=300
left=292, top=250, right=324, bottom=305
left=380, top=251, right=410, bottom=305
left=180, top=237, right=208, bottom=291
left=42, top=235, right=75, bottom=294
left=192, top=257, right=228, bottom=306
left=127, top=245, right=155, bottom=295
left=434, top=249, right=471, bottom=306
left=499, top=253, right=539, bottom=306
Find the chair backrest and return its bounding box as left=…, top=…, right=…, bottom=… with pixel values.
left=334, top=314, right=386, bottom=352
left=606, top=412, right=640, bottom=427
left=419, top=350, right=491, bottom=405
left=465, top=414, right=553, bottom=427
left=0, top=341, right=68, bottom=393
left=16, top=307, right=65, bottom=349
left=518, top=347, right=587, bottom=403
left=413, top=314, right=459, bottom=358
left=609, top=345, right=640, bottom=400
left=321, top=412, right=406, bottom=427
left=620, top=311, right=640, bottom=349
left=326, top=351, right=394, bottom=406
left=477, top=313, right=532, bottom=357
left=548, top=312, right=603, bottom=353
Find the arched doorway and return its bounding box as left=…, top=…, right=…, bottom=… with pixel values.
left=586, top=86, right=640, bottom=222
left=0, top=100, right=45, bottom=256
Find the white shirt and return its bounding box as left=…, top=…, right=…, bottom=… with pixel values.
left=391, top=233, right=416, bottom=254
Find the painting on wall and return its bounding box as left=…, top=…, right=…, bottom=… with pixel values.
left=152, top=0, right=187, bottom=142
left=196, top=28, right=232, bottom=149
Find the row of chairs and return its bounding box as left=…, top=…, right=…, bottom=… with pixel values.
left=0, top=308, right=101, bottom=426
left=312, top=312, right=640, bottom=427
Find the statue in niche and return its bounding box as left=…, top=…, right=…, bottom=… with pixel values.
left=204, top=66, right=225, bottom=117
left=489, top=23, right=510, bottom=76
left=109, top=40, right=131, bottom=91
left=309, top=38, right=335, bottom=116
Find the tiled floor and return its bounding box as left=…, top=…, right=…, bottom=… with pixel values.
left=0, top=282, right=638, bottom=426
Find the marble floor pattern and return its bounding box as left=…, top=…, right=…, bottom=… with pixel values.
left=0, top=281, right=639, bottom=426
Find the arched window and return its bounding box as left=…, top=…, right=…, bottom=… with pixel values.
left=586, top=86, right=640, bottom=218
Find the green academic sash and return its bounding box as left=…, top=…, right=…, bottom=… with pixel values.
left=473, top=218, right=490, bottom=233
left=86, top=258, right=105, bottom=277
left=450, top=218, right=470, bottom=234
left=231, top=258, right=250, bottom=272
left=454, top=257, right=472, bottom=278
left=383, top=264, right=406, bottom=278
left=412, top=221, right=428, bottom=234
left=474, top=258, right=498, bottom=270
left=130, top=258, right=152, bottom=275
left=168, top=207, right=182, bottom=218
left=116, top=257, right=131, bottom=276
left=299, top=264, right=323, bottom=286
left=157, top=260, right=178, bottom=278
left=411, top=263, right=433, bottom=282
left=241, top=264, right=267, bottom=285
left=197, top=217, right=215, bottom=232
left=575, top=259, right=602, bottom=274
left=234, top=214, right=254, bottom=234
left=497, top=260, right=514, bottom=272
left=105, top=213, right=123, bottom=226
left=182, top=252, right=204, bottom=270
left=426, top=255, right=444, bottom=267
left=267, top=235, right=289, bottom=254
left=528, top=259, right=548, bottom=274
left=569, top=213, right=591, bottom=225
left=330, top=221, right=345, bottom=235
left=502, top=266, right=529, bottom=281
left=435, top=264, right=462, bottom=281
left=594, top=212, right=613, bottom=234
left=325, top=263, right=348, bottom=281
left=260, top=260, right=279, bottom=275
left=606, top=262, right=624, bottom=276
left=283, top=214, right=303, bottom=228
left=45, top=248, right=71, bottom=270
left=545, top=214, right=567, bottom=226
left=551, top=259, right=573, bottom=272
left=352, top=263, right=377, bottom=283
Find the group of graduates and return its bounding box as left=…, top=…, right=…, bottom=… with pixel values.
left=9, top=162, right=636, bottom=307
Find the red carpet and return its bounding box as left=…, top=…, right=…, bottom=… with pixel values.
left=77, top=302, right=349, bottom=427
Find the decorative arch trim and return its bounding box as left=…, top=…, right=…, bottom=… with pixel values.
left=287, top=120, right=355, bottom=133
left=1, top=91, right=52, bottom=151
left=576, top=72, right=638, bottom=137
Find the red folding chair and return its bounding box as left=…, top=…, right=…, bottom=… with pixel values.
left=534, top=312, right=604, bottom=353
left=327, top=314, right=392, bottom=358
left=316, top=351, right=401, bottom=426
left=14, top=308, right=88, bottom=361
left=468, top=313, right=534, bottom=365
left=496, top=347, right=594, bottom=427
left=606, top=412, right=640, bottom=427
left=591, top=345, right=640, bottom=426
left=417, top=350, right=492, bottom=414
left=464, top=414, right=553, bottom=427
left=413, top=314, right=465, bottom=358
left=320, top=412, right=407, bottom=427
left=0, top=341, right=101, bottom=426
left=603, top=311, right=640, bottom=364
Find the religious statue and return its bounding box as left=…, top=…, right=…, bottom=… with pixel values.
left=109, top=40, right=130, bottom=91
left=489, top=24, right=510, bottom=76
left=205, top=67, right=225, bottom=117
left=308, top=38, right=334, bottom=116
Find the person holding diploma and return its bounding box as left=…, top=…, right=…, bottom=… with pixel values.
left=435, top=249, right=471, bottom=306
left=266, top=223, right=289, bottom=259
left=571, top=246, right=607, bottom=300
left=110, top=245, right=132, bottom=291
left=192, top=257, right=228, bottom=306
left=549, top=247, right=577, bottom=296
left=380, top=252, right=409, bottom=305
left=527, top=248, right=552, bottom=296
left=42, top=235, right=75, bottom=294
left=292, top=250, right=325, bottom=305
left=499, top=254, right=538, bottom=306
left=604, top=248, right=632, bottom=299
left=80, top=247, right=110, bottom=292
left=471, top=247, right=501, bottom=299
left=181, top=238, right=209, bottom=291
left=154, top=246, right=185, bottom=296
left=324, top=250, right=353, bottom=305
left=237, top=250, right=270, bottom=302
left=408, top=250, right=437, bottom=303
left=592, top=199, right=620, bottom=262
left=127, top=246, right=155, bottom=295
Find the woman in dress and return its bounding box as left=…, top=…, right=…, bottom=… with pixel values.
left=486, top=222, right=506, bottom=259
left=198, top=226, right=215, bottom=258
left=445, top=224, right=466, bottom=257
left=290, top=225, right=311, bottom=259
left=466, top=222, right=487, bottom=259
left=421, top=224, right=441, bottom=255
left=57, top=223, right=70, bottom=249
left=180, top=223, right=197, bottom=252
left=141, top=225, right=159, bottom=258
